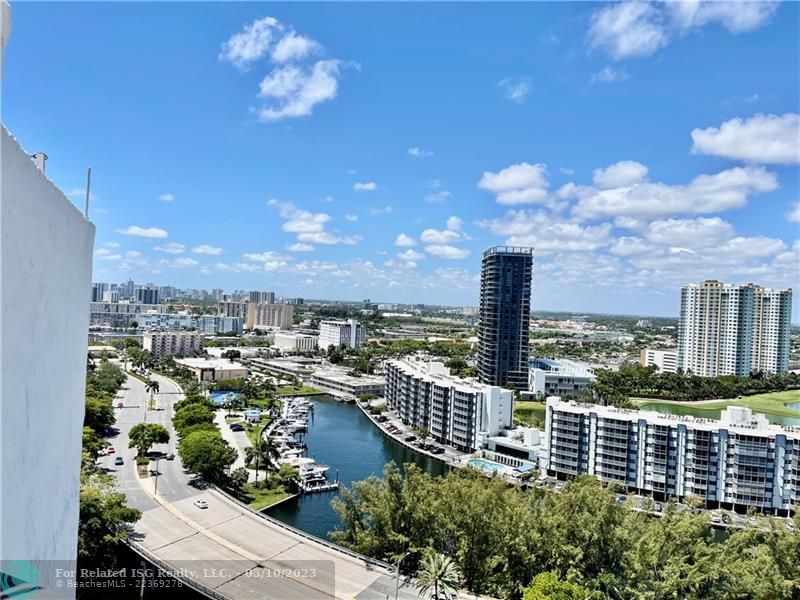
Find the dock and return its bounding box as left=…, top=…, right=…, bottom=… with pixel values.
left=298, top=480, right=340, bottom=494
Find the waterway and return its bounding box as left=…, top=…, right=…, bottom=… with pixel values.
left=268, top=395, right=449, bottom=540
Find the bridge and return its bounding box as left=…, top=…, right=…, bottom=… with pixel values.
left=103, top=372, right=416, bottom=599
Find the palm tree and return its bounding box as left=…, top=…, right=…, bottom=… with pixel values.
left=145, top=379, right=160, bottom=413
left=415, top=551, right=460, bottom=600
left=245, top=433, right=280, bottom=485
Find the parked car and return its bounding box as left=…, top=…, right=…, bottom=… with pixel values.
left=107, top=447, right=115, bottom=454
left=193, top=499, right=208, bottom=509
left=114, top=457, right=124, bottom=466
left=166, top=453, right=175, bottom=461
left=404, top=435, right=417, bottom=442
left=710, top=512, right=723, bottom=525
left=431, top=447, right=445, bottom=455
left=653, top=502, right=663, bottom=512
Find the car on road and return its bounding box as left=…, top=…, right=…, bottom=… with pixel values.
left=107, top=447, right=115, bottom=454
left=193, top=499, right=208, bottom=509
left=117, top=402, right=124, bottom=408
left=404, top=435, right=416, bottom=442
left=431, top=447, right=445, bottom=455
left=114, top=457, right=124, bottom=466
left=166, top=453, right=175, bottom=460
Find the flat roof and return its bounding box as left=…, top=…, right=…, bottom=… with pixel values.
left=176, top=358, right=248, bottom=370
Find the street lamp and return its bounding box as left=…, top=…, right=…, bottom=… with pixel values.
left=393, top=551, right=412, bottom=600
left=153, top=455, right=162, bottom=496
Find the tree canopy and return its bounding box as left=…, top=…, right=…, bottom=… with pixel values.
left=178, top=430, right=237, bottom=481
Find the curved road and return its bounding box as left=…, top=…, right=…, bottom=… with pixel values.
left=101, top=372, right=412, bottom=600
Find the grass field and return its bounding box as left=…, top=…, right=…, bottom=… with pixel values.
left=638, top=389, right=800, bottom=419
left=243, top=483, right=292, bottom=511
left=514, top=400, right=547, bottom=427
left=275, top=384, right=324, bottom=397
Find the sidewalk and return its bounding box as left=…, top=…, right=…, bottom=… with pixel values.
left=214, top=409, right=267, bottom=483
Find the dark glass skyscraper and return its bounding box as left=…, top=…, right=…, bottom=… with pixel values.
left=478, top=246, right=533, bottom=390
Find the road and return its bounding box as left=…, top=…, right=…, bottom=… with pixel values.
left=102, top=372, right=420, bottom=600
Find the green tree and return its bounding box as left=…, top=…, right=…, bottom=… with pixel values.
left=84, top=397, right=115, bottom=433
left=82, top=426, right=104, bottom=459
left=230, top=467, right=250, bottom=490
left=173, top=403, right=215, bottom=435
left=145, top=379, right=160, bottom=411
left=523, top=572, right=591, bottom=600
left=245, top=435, right=281, bottom=484
left=415, top=551, right=461, bottom=600
left=128, top=422, right=170, bottom=456
left=178, top=430, right=237, bottom=481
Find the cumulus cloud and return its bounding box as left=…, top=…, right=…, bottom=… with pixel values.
left=344, top=214, right=358, bottom=222
left=368, top=206, right=393, bottom=216
left=117, top=225, right=168, bottom=238
left=498, top=77, right=532, bottom=102
left=353, top=181, right=377, bottom=191
left=588, top=1, right=778, bottom=60
left=268, top=199, right=331, bottom=233
left=408, top=147, right=434, bottom=158
left=397, top=249, right=425, bottom=261
left=219, top=16, right=283, bottom=70
left=786, top=201, right=800, bottom=223
left=297, top=232, right=361, bottom=245
left=478, top=162, right=550, bottom=205
left=94, top=248, right=122, bottom=261
left=271, top=31, right=321, bottom=63
left=425, top=245, right=470, bottom=259
left=287, top=242, right=315, bottom=252
left=424, top=190, right=452, bottom=204
left=395, top=233, right=416, bottom=247
left=154, top=242, right=186, bottom=255
left=420, top=228, right=462, bottom=245
left=592, top=160, right=649, bottom=188
left=192, top=244, right=224, bottom=255
left=159, top=193, right=175, bottom=202
left=571, top=166, right=777, bottom=220
left=691, top=113, right=800, bottom=165
left=591, top=66, right=629, bottom=83
left=446, top=216, right=463, bottom=232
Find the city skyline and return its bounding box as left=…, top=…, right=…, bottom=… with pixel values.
left=4, top=2, right=798, bottom=316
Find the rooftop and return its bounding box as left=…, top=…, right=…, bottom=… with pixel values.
left=387, top=357, right=512, bottom=395
left=176, top=357, right=247, bottom=370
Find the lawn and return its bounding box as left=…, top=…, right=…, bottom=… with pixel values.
left=243, top=422, right=268, bottom=447
left=638, top=389, right=800, bottom=419
left=243, top=483, right=292, bottom=511
left=514, top=401, right=546, bottom=427
left=275, top=384, right=323, bottom=397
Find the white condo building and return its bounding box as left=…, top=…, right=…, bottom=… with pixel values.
left=196, top=315, right=243, bottom=335
left=274, top=332, right=319, bottom=352
left=319, top=318, right=366, bottom=349
left=640, top=348, right=678, bottom=373
left=543, top=397, right=799, bottom=515
left=678, top=280, right=792, bottom=376
left=143, top=330, right=204, bottom=358
left=246, top=302, right=294, bottom=330
left=384, top=358, right=514, bottom=452
left=218, top=300, right=248, bottom=319
left=528, top=358, right=596, bottom=397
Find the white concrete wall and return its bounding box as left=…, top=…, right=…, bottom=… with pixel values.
left=1, top=125, right=95, bottom=592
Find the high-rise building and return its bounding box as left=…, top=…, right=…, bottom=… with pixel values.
left=248, top=290, right=275, bottom=304
left=477, top=246, right=533, bottom=390
left=542, top=398, right=798, bottom=515
left=136, top=285, right=159, bottom=305
left=678, top=280, right=792, bottom=376
left=143, top=330, right=204, bottom=358
left=101, top=289, right=119, bottom=303
left=319, top=318, right=366, bottom=349
left=245, top=302, right=294, bottom=330
left=120, top=278, right=135, bottom=299
left=218, top=300, right=248, bottom=319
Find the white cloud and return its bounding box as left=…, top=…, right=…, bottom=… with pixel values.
left=786, top=201, right=800, bottom=223
left=354, top=181, right=377, bottom=191
left=297, top=232, right=361, bottom=245
left=271, top=31, right=321, bottom=63
left=425, top=245, right=470, bottom=259
left=258, top=59, right=348, bottom=122
left=498, top=77, right=532, bottom=103
left=117, top=225, right=168, bottom=238
left=395, top=233, right=416, bottom=247
left=368, top=206, right=393, bottom=216
left=344, top=214, right=358, bottom=222
left=420, top=228, right=462, bottom=244
left=192, top=244, right=224, bottom=255
left=219, top=16, right=283, bottom=70
left=609, top=236, right=652, bottom=256
left=287, top=242, right=315, bottom=252
left=691, top=113, right=800, bottom=165
left=154, top=242, right=186, bottom=255
left=478, top=162, right=550, bottom=205
left=589, top=1, right=778, bottom=62
left=159, top=192, right=175, bottom=202
left=102, top=241, right=120, bottom=248
left=591, top=65, right=629, bottom=83
left=94, top=248, right=121, bottom=261
left=408, top=147, right=434, bottom=158
left=592, top=160, right=649, bottom=188
left=268, top=199, right=331, bottom=233
left=171, top=257, right=199, bottom=267
left=559, top=167, right=575, bottom=175
left=424, top=190, right=452, bottom=204
left=588, top=2, right=667, bottom=60
left=398, top=249, right=425, bottom=261
left=644, top=217, right=735, bottom=247
left=572, top=166, right=777, bottom=220
left=446, top=216, right=463, bottom=232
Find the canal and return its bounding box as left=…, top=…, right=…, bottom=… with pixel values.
left=268, top=395, right=449, bottom=540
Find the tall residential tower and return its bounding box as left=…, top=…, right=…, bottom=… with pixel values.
left=678, top=280, right=792, bottom=376
left=477, top=246, right=533, bottom=390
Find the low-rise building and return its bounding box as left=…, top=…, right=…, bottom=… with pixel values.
left=143, top=330, right=204, bottom=358
left=543, top=397, right=800, bottom=515
left=250, top=357, right=316, bottom=379
left=528, top=358, right=595, bottom=397
left=308, top=366, right=385, bottom=399
left=175, top=357, right=249, bottom=382
left=384, top=358, right=514, bottom=452
left=640, top=347, right=678, bottom=373
left=319, top=318, right=366, bottom=349
left=274, top=332, right=319, bottom=353
left=89, top=301, right=165, bottom=327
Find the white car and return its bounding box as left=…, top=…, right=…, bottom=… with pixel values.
left=193, top=499, right=208, bottom=509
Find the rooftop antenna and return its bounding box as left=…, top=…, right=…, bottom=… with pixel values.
left=84, top=167, right=91, bottom=218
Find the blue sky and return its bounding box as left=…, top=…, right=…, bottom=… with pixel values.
left=4, top=1, right=799, bottom=316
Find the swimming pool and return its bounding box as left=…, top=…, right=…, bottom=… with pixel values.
left=209, top=390, right=244, bottom=406
left=467, top=458, right=505, bottom=473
